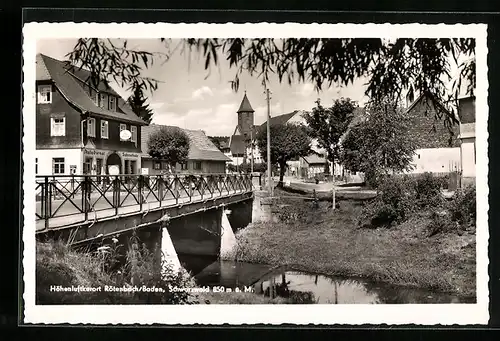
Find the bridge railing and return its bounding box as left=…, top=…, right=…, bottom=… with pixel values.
left=35, top=173, right=255, bottom=229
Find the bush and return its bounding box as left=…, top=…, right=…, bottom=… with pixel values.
left=412, top=172, right=447, bottom=208
left=358, top=176, right=415, bottom=228
left=36, top=234, right=197, bottom=305
left=427, top=185, right=476, bottom=236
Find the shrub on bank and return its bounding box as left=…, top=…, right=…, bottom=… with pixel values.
left=427, top=185, right=476, bottom=236
left=358, top=172, right=448, bottom=228
left=358, top=176, right=415, bottom=228
left=36, top=236, right=196, bottom=305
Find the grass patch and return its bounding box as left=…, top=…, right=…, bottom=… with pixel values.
left=224, top=198, right=476, bottom=298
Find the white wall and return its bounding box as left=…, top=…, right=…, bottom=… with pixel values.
left=461, top=141, right=476, bottom=178
left=35, top=148, right=82, bottom=175
left=408, top=147, right=461, bottom=174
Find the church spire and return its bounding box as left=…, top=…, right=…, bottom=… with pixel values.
left=237, top=92, right=255, bottom=113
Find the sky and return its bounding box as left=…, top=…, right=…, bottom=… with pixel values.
left=36, top=38, right=370, bottom=136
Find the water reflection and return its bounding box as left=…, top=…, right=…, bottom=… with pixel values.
left=189, top=258, right=472, bottom=304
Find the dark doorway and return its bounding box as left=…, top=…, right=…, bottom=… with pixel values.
left=106, top=152, right=122, bottom=174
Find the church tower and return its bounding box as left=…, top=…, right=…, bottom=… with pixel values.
left=237, top=92, right=255, bottom=141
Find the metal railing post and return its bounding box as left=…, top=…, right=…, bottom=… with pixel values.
left=83, top=176, right=90, bottom=221
left=138, top=175, right=144, bottom=211
left=113, top=176, right=120, bottom=215
left=43, top=176, right=49, bottom=229
left=158, top=175, right=163, bottom=207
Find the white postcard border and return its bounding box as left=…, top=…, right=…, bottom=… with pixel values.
left=22, top=22, right=489, bottom=325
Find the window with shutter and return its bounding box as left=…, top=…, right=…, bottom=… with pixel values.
left=101, top=120, right=109, bottom=139
left=50, top=117, right=65, bottom=136
left=37, top=85, right=52, bottom=104
left=87, top=118, right=96, bottom=137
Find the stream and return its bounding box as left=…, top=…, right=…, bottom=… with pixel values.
left=178, top=255, right=474, bottom=304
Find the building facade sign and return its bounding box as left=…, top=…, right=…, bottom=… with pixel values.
left=83, top=149, right=107, bottom=156
left=120, top=152, right=140, bottom=158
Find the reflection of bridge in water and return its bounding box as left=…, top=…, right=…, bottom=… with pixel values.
left=35, top=174, right=260, bottom=257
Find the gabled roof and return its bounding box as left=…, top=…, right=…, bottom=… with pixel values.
left=141, top=124, right=232, bottom=162
left=405, top=91, right=458, bottom=122
left=237, top=93, right=254, bottom=113
left=302, top=154, right=327, bottom=165
left=228, top=134, right=246, bottom=155
left=36, top=54, right=147, bottom=125
left=258, top=111, right=298, bottom=130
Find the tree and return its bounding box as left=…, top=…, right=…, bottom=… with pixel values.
left=128, top=86, right=154, bottom=124
left=339, top=100, right=417, bottom=187
left=302, top=97, right=357, bottom=173
left=66, top=38, right=475, bottom=132
left=255, top=123, right=311, bottom=187
left=147, top=127, right=190, bottom=171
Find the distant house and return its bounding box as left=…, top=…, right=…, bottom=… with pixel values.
left=141, top=124, right=231, bottom=175
left=299, top=154, right=328, bottom=179
left=458, top=95, right=476, bottom=187
left=404, top=92, right=461, bottom=175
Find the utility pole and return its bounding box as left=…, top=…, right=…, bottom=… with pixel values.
left=265, top=88, right=273, bottom=196
left=250, top=130, right=254, bottom=173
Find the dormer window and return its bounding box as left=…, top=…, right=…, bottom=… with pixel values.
left=109, top=96, right=116, bottom=111
left=37, top=85, right=52, bottom=104
left=99, top=94, right=106, bottom=109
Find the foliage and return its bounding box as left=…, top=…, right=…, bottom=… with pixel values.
left=428, top=185, right=477, bottom=236
left=227, top=162, right=267, bottom=174
left=339, top=100, right=417, bottom=186
left=36, top=235, right=195, bottom=305
left=147, top=127, right=190, bottom=168
left=412, top=172, right=447, bottom=209
left=125, top=233, right=195, bottom=304
left=127, top=86, right=154, bottom=124
left=358, top=176, right=416, bottom=228
left=449, top=185, right=476, bottom=227
left=67, top=38, right=475, bottom=131
left=255, top=123, right=311, bottom=186
left=302, top=97, right=357, bottom=165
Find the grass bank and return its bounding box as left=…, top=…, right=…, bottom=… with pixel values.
left=224, top=191, right=476, bottom=298
left=36, top=239, right=287, bottom=304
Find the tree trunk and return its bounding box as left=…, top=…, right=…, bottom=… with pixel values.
left=277, top=161, right=286, bottom=187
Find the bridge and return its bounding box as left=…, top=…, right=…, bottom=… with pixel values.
left=35, top=173, right=259, bottom=252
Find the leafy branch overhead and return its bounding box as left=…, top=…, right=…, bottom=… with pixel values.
left=67, top=37, right=475, bottom=123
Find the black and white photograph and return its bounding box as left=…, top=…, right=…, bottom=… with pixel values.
left=22, top=23, right=488, bottom=325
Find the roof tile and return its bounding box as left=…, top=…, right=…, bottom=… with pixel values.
left=141, top=125, right=232, bottom=162
left=37, top=54, right=146, bottom=125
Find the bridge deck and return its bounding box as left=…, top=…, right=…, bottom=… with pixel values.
left=35, top=174, right=259, bottom=232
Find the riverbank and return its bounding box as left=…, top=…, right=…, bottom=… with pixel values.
left=223, top=192, right=476, bottom=299
left=35, top=240, right=287, bottom=304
